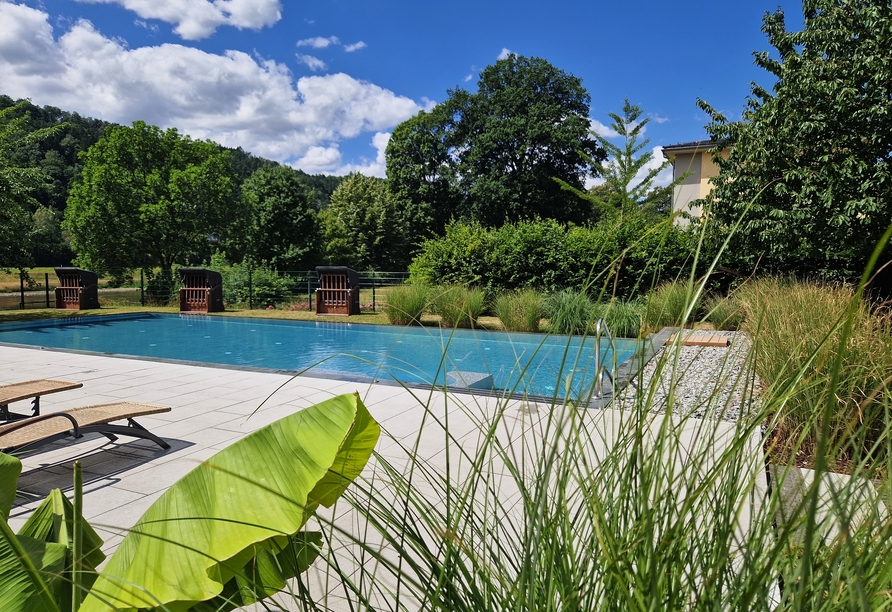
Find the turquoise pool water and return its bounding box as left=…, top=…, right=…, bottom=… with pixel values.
left=0, top=314, right=640, bottom=400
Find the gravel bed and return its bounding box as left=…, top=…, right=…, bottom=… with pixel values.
left=613, top=331, right=760, bottom=422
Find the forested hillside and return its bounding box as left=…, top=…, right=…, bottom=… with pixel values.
left=0, top=95, right=343, bottom=266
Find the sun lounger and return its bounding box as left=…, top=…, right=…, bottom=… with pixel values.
left=0, top=402, right=171, bottom=454
left=0, top=379, right=84, bottom=421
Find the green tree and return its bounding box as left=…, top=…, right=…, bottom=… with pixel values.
left=386, top=105, right=462, bottom=236
left=0, top=101, right=63, bottom=271
left=321, top=173, right=412, bottom=270
left=698, top=0, right=892, bottom=280
left=240, top=165, right=318, bottom=270
left=587, top=99, right=680, bottom=221
left=65, top=121, right=240, bottom=291
left=387, top=55, right=605, bottom=229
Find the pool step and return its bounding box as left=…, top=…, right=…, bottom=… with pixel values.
left=447, top=371, right=494, bottom=391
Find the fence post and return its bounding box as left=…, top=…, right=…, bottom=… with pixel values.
left=45, top=273, right=50, bottom=308
left=248, top=267, right=253, bottom=310
left=19, top=271, right=25, bottom=309
left=307, top=271, right=312, bottom=311
left=372, top=273, right=376, bottom=312
left=140, top=270, right=145, bottom=306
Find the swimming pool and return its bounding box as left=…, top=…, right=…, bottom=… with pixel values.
left=0, top=314, right=641, bottom=401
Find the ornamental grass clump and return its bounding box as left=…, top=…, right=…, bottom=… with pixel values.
left=383, top=283, right=430, bottom=325
left=592, top=299, right=644, bottom=338
left=738, top=277, right=892, bottom=467
left=493, top=289, right=544, bottom=332
left=704, top=292, right=745, bottom=330
left=543, top=289, right=594, bottom=335
left=643, top=280, right=700, bottom=332
left=432, top=285, right=487, bottom=329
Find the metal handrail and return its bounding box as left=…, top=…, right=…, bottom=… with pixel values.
left=593, top=318, right=617, bottom=397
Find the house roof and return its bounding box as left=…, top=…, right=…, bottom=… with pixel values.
left=661, top=139, right=725, bottom=159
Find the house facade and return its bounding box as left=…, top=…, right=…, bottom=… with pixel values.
left=661, top=139, right=728, bottom=223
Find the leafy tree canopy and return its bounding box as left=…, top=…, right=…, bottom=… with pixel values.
left=239, top=164, right=318, bottom=270
left=64, top=121, right=241, bottom=278
left=321, top=173, right=414, bottom=270
left=699, top=0, right=892, bottom=281
left=0, top=95, right=112, bottom=213
left=387, top=55, right=605, bottom=231
left=0, top=101, right=65, bottom=271
left=561, top=99, right=681, bottom=224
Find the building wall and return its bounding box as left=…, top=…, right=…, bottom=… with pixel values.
left=671, top=152, right=702, bottom=222
left=668, top=148, right=730, bottom=224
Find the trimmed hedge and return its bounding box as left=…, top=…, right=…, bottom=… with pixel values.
left=409, top=217, right=694, bottom=300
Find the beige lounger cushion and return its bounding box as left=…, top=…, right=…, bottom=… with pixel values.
left=0, top=402, right=169, bottom=450
left=0, top=379, right=83, bottom=405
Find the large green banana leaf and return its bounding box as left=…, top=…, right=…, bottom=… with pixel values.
left=0, top=452, right=66, bottom=612
left=18, top=488, right=106, bottom=610
left=81, top=392, right=380, bottom=612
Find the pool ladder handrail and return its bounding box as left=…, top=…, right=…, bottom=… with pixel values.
left=593, top=318, right=616, bottom=397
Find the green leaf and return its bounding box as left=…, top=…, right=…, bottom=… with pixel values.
left=0, top=451, right=22, bottom=522
left=0, top=527, right=66, bottom=612
left=80, top=392, right=380, bottom=612
left=18, top=489, right=105, bottom=569
left=15, top=488, right=105, bottom=611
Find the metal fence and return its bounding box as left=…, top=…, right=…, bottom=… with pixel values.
left=0, top=269, right=409, bottom=311
left=232, top=270, right=410, bottom=311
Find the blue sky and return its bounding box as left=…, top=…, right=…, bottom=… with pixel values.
left=0, top=0, right=804, bottom=181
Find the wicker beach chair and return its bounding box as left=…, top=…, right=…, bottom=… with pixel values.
left=0, top=379, right=84, bottom=421
left=0, top=402, right=171, bottom=454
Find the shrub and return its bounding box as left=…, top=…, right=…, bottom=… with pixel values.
left=642, top=281, right=700, bottom=332
left=543, top=289, right=594, bottom=335
left=383, top=283, right=430, bottom=325
left=210, top=254, right=296, bottom=306
left=493, top=289, right=544, bottom=332
left=409, top=217, right=695, bottom=299
left=432, top=285, right=487, bottom=329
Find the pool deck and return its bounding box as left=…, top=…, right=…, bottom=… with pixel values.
left=1, top=341, right=765, bottom=608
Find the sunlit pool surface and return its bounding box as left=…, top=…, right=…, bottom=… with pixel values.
left=0, top=314, right=641, bottom=401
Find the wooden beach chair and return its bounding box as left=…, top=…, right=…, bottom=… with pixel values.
left=0, top=402, right=171, bottom=455
left=0, top=379, right=84, bottom=421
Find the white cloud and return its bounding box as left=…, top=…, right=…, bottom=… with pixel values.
left=76, top=0, right=282, bottom=40
left=336, top=131, right=389, bottom=177
left=297, top=35, right=340, bottom=49
left=293, top=145, right=342, bottom=174
left=463, top=74, right=473, bottom=82
left=631, top=146, right=673, bottom=188
left=0, top=4, right=423, bottom=173
left=497, top=47, right=513, bottom=60
left=296, top=53, right=326, bottom=71
left=134, top=19, right=159, bottom=33
left=589, top=118, right=619, bottom=138
left=650, top=114, right=669, bottom=124
left=584, top=146, right=673, bottom=191
left=343, top=41, right=366, bottom=52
